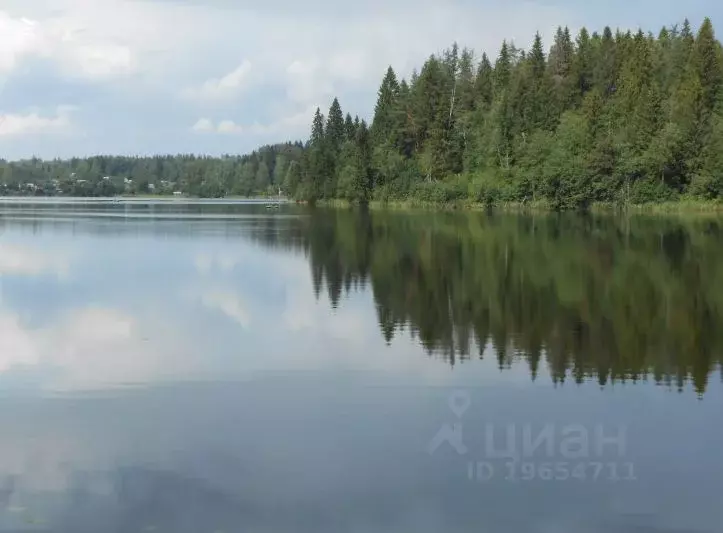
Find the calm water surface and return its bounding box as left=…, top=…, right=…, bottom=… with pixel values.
left=0, top=199, right=721, bottom=532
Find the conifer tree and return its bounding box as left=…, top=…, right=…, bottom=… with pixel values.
left=572, top=27, right=593, bottom=99
left=344, top=113, right=356, bottom=141
left=371, top=67, right=400, bottom=145
left=594, top=27, right=617, bottom=95
left=326, top=98, right=346, bottom=154
left=476, top=53, right=494, bottom=109
left=303, top=107, right=332, bottom=201
left=693, top=18, right=722, bottom=113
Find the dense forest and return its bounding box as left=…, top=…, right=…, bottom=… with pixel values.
left=250, top=209, right=723, bottom=394
left=290, top=18, right=723, bottom=208
left=0, top=143, right=303, bottom=197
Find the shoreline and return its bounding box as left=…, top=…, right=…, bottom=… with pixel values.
left=312, top=198, right=723, bottom=214
left=2, top=195, right=722, bottom=215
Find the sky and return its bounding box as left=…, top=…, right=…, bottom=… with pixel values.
left=0, top=0, right=719, bottom=160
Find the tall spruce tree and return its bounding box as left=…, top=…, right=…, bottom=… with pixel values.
left=371, top=66, right=400, bottom=145
left=303, top=107, right=332, bottom=201
left=326, top=98, right=346, bottom=153
left=344, top=113, right=356, bottom=141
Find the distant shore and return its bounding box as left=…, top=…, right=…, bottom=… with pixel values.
left=0, top=195, right=289, bottom=203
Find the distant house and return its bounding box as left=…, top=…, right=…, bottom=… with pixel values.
left=148, top=183, right=156, bottom=191
left=173, top=191, right=183, bottom=196
left=103, top=176, right=111, bottom=181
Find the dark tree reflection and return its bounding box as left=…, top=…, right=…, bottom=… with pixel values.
left=254, top=209, right=723, bottom=394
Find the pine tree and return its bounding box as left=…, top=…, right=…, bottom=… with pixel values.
left=695, top=112, right=723, bottom=196
left=594, top=26, right=617, bottom=95
left=655, top=26, right=674, bottom=93
left=669, top=19, right=696, bottom=88
left=303, top=107, right=333, bottom=201
left=337, top=120, right=373, bottom=203
left=528, top=32, right=552, bottom=129
left=549, top=27, right=566, bottom=76
left=394, top=79, right=416, bottom=158
left=530, top=32, right=546, bottom=79
left=572, top=27, right=593, bottom=98
left=475, top=53, right=494, bottom=109
left=494, top=41, right=512, bottom=94
left=693, top=18, right=722, bottom=113
left=548, top=27, right=576, bottom=114
left=310, top=107, right=325, bottom=145
left=412, top=55, right=454, bottom=179
left=669, top=53, right=705, bottom=179
left=371, top=66, right=400, bottom=145
left=326, top=97, right=346, bottom=153
left=344, top=112, right=356, bottom=141
left=457, top=47, right=477, bottom=115
left=615, top=30, right=660, bottom=151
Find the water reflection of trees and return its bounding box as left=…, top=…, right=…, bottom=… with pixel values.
left=254, top=209, right=723, bottom=395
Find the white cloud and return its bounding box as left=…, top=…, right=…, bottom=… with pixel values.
left=285, top=58, right=334, bottom=104
left=191, top=118, right=243, bottom=134
left=200, top=290, right=250, bottom=327
left=250, top=104, right=319, bottom=137
left=0, top=105, right=75, bottom=137
left=194, top=252, right=244, bottom=273
left=63, top=40, right=133, bottom=81
left=0, top=13, right=40, bottom=74
left=181, top=60, right=254, bottom=101
left=192, top=118, right=215, bottom=132
left=191, top=104, right=316, bottom=138
left=0, top=305, right=199, bottom=391
left=328, top=49, right=369, bottom=82
left=0, top=243, right=72, bottom=277
left=0, top=313, right=37, bottom=371
left=0, top=9, right=134, bottom=81
left=194, top=253, right=214, bottom=274
left=217, top=119, right=244, bottom=134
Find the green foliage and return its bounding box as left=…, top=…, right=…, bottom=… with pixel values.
left=410, top=176, right=467, bottom=204
left=0, top=144, right=304, bottom=198
left=336, top=121, right=373, bottom=204
left=688, top=173, right=722, bottom=199
left=468, top=171, right=514, bottom=205
left=628, top=179, right=678, bottom=203
left=287, top=17, right=723, bottom=209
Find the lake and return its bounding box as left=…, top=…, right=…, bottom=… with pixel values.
left=0, top=198, right=721, bottom=532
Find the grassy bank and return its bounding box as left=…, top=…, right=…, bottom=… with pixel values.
left=315, top=197, right=723, bottom=214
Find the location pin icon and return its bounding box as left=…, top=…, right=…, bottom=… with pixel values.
left=448, top=390, right=471, bottom=419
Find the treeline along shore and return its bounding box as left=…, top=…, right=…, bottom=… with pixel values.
left=2, top=18, right=723, bottom=210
